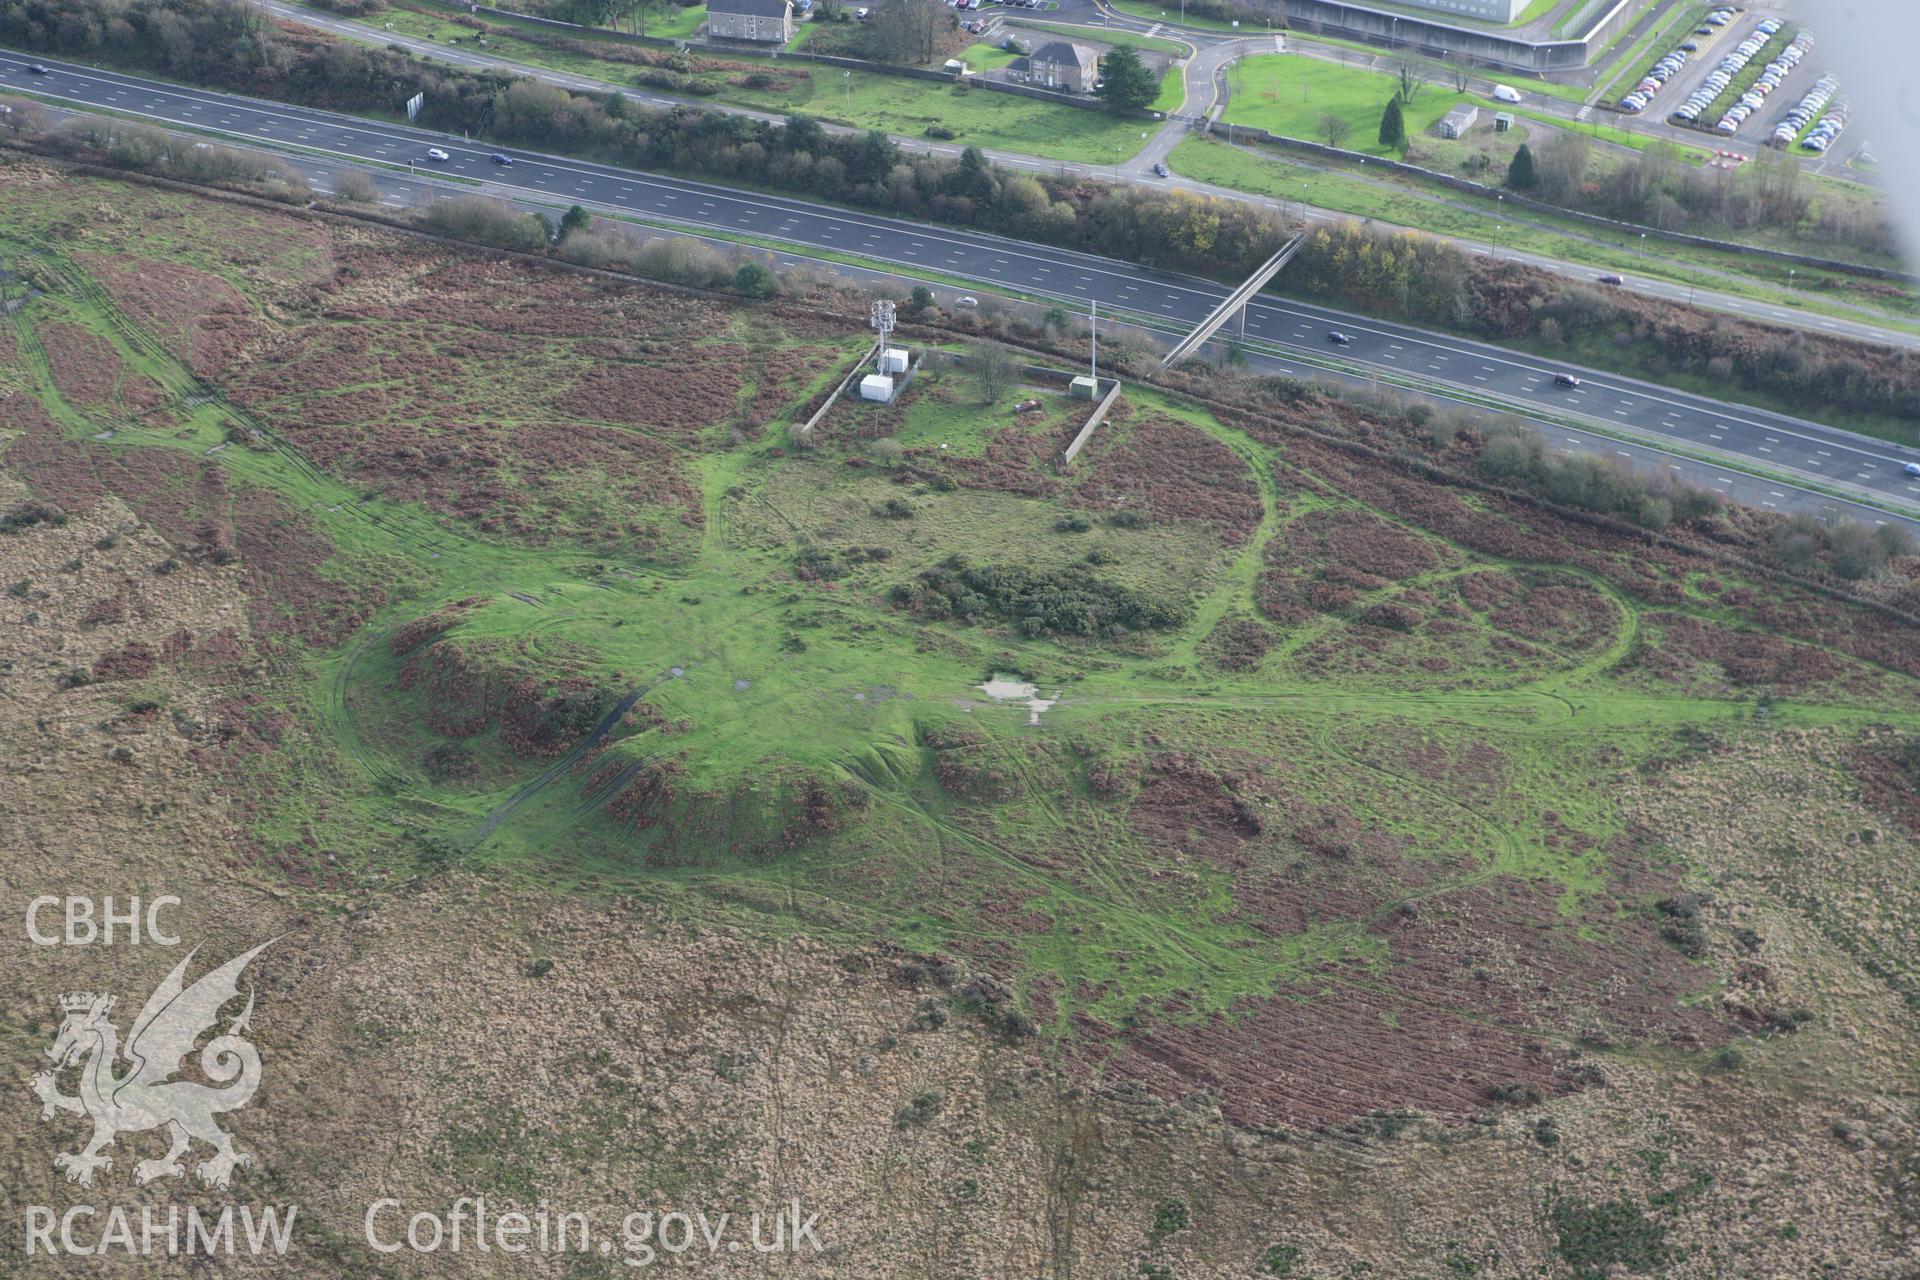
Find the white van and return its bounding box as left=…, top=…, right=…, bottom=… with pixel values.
left=1492, top=84, right=1522, bottom=104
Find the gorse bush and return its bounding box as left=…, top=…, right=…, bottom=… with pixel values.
left=890, top=556, right=1183, bottom=638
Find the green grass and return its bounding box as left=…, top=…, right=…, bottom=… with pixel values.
left=373, top=0, right=1156, bottom=162
left=732, top=72, right=1160, bottom=160
left=1100, top=0, right=1246, bottom=31
left=1168, top=137, right=1920, bottom=376
left=1008, top=18, right=1191, bottom=56
left=959, top=41, right=1021, bottom=73
left=1221, top=54, right=1475, bottom=156
left=12, top=162, right=1920, bottom=1067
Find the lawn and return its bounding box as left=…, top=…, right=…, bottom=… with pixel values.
left=1008, top=18, right=1192, bottom=56
left=1166, top=136, right=1920, bottom=343
left=374, top=0, right=1156, bottom=163
left=728, top=70, right=1159, bottom=161
left=1221, top=53, right=1473, bottom=156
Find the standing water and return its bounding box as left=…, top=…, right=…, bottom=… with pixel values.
left=976, top=673, right=1058, bottom=725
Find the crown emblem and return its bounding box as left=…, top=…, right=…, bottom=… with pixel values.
left=59, top=992, right=100, bottom=1013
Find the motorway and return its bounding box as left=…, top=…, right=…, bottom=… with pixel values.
left=3, top=49, right=1918, bottom=531
left=251, top=0, right=1918, bottom=353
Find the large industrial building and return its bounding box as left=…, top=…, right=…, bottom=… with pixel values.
left=1280, top=0, right=1645, bottom=72
left=1395, top=0, right=1529, bottom=20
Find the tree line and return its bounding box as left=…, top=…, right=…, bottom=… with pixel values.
left=1289, top=221, right=1920, bottom=427
left=1508, top=133, right=1901, bottom=261
left=0, top=0, right=1286, bottom=278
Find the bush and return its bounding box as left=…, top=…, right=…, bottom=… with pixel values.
left=894, top=1089, right=943, bottom=1128
left=0, top=501, right=67, bottom=534
left=731, top=260, right=777, bottom=299
left=891, top=556, right=1183, bottom=638
left=422, top=197, right=549, bottom=251
left=331, top=169, right=380, bottom=204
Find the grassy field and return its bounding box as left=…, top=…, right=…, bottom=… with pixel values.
left=8, top=95, right=1920, bottom=1278
left=1221, top=53, right=1475, bottom=156
left=8, top=170, right=1920, bottom=1278
left=1177, top=137, right=1920, bottom=392
left=1008, top=18, right=1192, bottom=56
left=376, top=0, right=1157, bottom=161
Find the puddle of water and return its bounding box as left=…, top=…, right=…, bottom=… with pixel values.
left=975, top=673, right=1058, bottom=725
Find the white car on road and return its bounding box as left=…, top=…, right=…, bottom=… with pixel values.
left=426, top=148, right=450, bottom=162
left=1904, top=461, right=1920, bottom=478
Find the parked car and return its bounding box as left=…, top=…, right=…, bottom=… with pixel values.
left=489, top=152, right=512, bottom=165
left=1151, top=161, right=1169, bottom=177
left=1597, top=273, right=1624, bottom=285
left=1326, top=331, right=1353, bottom=345
left=1905, top=461, right=1920, bottom=478
left=426, top=148, right=450, bottom=161
left=1553, top=372, right=1582, bottom=387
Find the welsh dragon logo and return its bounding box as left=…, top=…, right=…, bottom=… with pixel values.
left=31, top=940, right=275, bottom=1190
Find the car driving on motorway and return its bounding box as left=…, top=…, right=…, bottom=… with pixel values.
left=489, top=153, right=512, bottom=165
left=1597, top=273, right=1624, bottom=285
left=1905, top=461, right=1920, bottom=478
left=1554, top=373, right=1582, bottom=387
left=1326, top=331, right=1353, bottom=345
left=427, top=148, right=450, bottom=161
left=28, top=63, right=50, bottom=74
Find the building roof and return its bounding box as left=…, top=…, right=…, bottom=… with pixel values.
left=1028, top=39, right=1099, bottom=72
left=709, top=0, right=790, bottom=17
left=1442, top=104, right=1480, bottom=122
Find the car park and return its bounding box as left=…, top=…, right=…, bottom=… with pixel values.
left=1553, top=373, right=1582, bottom=388
left=1326, top=331, right=1353, bottom=345
left=426, top=148, right=450, bottom=161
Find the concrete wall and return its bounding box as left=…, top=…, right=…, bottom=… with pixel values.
left=1395, top=0, right=1526, bottom=21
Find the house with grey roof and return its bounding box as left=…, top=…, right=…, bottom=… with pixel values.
left=1008, top=39, right=1099, bottom=93
left=708, top=0, right=793, bottom=43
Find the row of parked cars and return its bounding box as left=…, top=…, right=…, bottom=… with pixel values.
left=1704, top=26, right=1808, bottom=135
left=1799, top=99, right=1851, bottom=153
left=1617, top=8, right=1740, bottom=113
left=1771, top=75, right=1836, bottom=148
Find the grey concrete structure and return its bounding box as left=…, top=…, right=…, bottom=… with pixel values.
left=1393, top=0, right=1527, bottom=20
left=1280, top=0, right=1643, bottom=72
left=1438, top=103, right=1480, bottom=137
